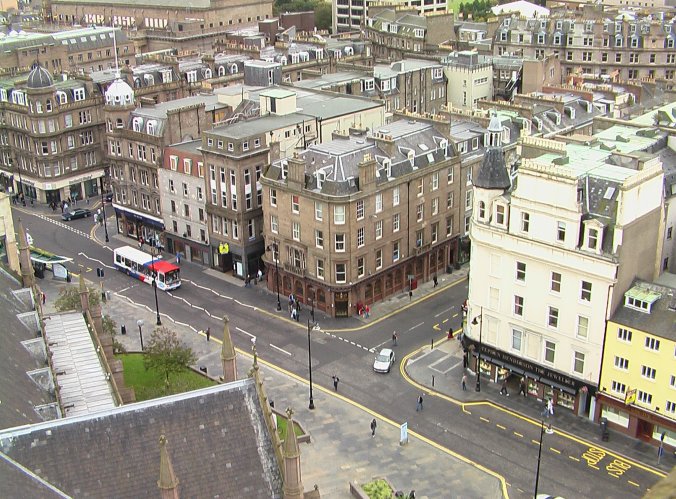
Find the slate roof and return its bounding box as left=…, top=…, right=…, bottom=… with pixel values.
left=0, top=379, right=283, bottom=498
left=610, top=282, right=676, bottom=342
left=26, top=64, right=53, bottom=89
left=0, top=275, right=55, bottom=430
left=474, top=148, right=510, bottom=190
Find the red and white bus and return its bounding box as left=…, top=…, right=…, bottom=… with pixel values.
left=113, top=245, right=181, bottom=291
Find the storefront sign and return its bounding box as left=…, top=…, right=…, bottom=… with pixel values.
left=624, top=388, right=636, bottom=405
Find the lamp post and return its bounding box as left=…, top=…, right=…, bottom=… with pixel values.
left=151, top=245, right=161, bottom=326
left=266, top=242, right=282, bottom=311
left=100, top=177, right=109, bottom=242
left=310, top=295, right=315, bottom=322
left=137, top=319, right=144, bottom=351
left=307, top=318, right=318, bottom=410
left=533, top=419, right=546, bottom=498
left=471, top=307, right=483, bottom=392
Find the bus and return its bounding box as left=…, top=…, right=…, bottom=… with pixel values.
left=113, top=245, right=181, bottom=291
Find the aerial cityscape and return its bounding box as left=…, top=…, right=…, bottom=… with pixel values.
left=0, top=0, right=674, bottom=497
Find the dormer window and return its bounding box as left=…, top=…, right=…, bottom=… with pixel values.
left=495, top=204, right=506, bottom=225
left=147, top=120, right=157, bottom=135
left=624, top=288, right=661, bottom=314
left=73, top=88, right=85, bottom=101
left=361, top=79, right=374, bottom=92
left=383, top=158, right=392, bottom=178
left=316, top=170, right=325, bottom=189
left=588, top=228, right=598, bottom=249
left=132, top=117, right=143, bottom=132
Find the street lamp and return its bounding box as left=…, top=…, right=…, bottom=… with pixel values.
left=151, top=245, right=161, bottom=326
left=100, top=177, right=109, bottom=242
left=310, top=295, right=315, bottom=323
left=266, top=242, right=282, bottom=311
left=307, top=318, right=318, bottom=410
left=471, top=307, right=483, bottom=392
left=533, top=419, right=546, bottom=498
left=137, top=319, right=144, bottom=351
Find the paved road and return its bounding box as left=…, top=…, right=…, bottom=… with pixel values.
left=14, top=205, right=668, bottom=499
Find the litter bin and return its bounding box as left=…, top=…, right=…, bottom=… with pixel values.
left=121, top=325, right=127, bottom=335
left=600, top=417, right=609, bottom=441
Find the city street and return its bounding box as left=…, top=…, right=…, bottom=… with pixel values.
left=13, top=204, right=669, bottom=499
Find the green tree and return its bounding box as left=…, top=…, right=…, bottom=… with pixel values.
left=143, top=327, right=197, bottom=387
left=315, top=2, right=332, bottom=31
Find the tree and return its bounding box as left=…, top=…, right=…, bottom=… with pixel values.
left=143, top=327, right=197, bottom=387
left=315, top=2, right=332, bottom=31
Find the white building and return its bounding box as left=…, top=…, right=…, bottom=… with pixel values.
left=333, top=0, right=448, bottom=34
left=465, top=117, right=665, bottom=418
left=442, top=51, right=493, bottom=111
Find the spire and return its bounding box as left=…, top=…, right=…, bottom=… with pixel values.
left=474, top=111, right=510, bottom=191
left=282, top=407, right=304, bottom=499
left=157, top=435, right=180, bottom=499
left=220, top=315, right=237, bottom=383
left=17, top=219, right=34, bottom=288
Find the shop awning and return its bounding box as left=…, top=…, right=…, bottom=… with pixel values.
left=474, top=353, right=525, bottom=376
left=543, top=379, right=577, bottom=395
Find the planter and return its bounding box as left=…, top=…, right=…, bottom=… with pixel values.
left=350, top=477, right=399, bottom=499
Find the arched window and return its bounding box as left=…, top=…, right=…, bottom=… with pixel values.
left=230, top=64, right=238, bottom=74
left=203, top=68, right=212, bottom=79
left=218, top=65, right=226, bottom=77
left=132, top=117, right=143, bottom=132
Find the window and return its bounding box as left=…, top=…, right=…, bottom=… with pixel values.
left=478, top=201, right=486, bottom=219
left=375, top=220, right=383, bottom=239
left=557, top=222, right=566, bottom=242
left=637, top=390, right=652, bottom=405
left=548, top=307, right=559, bottom=328
left=393, top=213, right=400, bottom=232
left=581, top=281, right=592, bottom=302
left=334, top=205, right=346, bottom=224
left=393, top=241, right=400, bottom=261
left=447, top=192, right=454, bottom=209
left=514, top=296, right=524, bottom=316
left=521, top=212, right=530, bottom=232
left=356, top=200, right=364, bottom=220
left=357, top=227, right=365, bottom=247
left=432, top=198, right=439, bottom=216
left=292, top=195, right=299, bottom=213
left=496, top=205, right=505, bottom=224
left=588, top=229, right=598, bottom=249
left=645, top=337, right=660, bottom=351
left=392, top=186, right=400, bottom=206
left=512, top=329, right=522, bottom=351
left=641, top=365, right=656, bottom=380
left=446, top=217, right=454, bottom=236
left=465, top=190, right=472, bottom=210
left=614, top=356, right=629, bottom=370
left=271, top=215, right=278, bottom=234
left=416, top=203, right=424, bottom=222
left=431, top=172, right=439, bottom=191
left=335, top=233, right=345, bottom=252
left=431, top=223, right=438, bottom=243
left=373, top=248, right=382, bottom=270
left=316, top=259, right=324, bottom=279
left=315, top=202, right=323, bottom=221
left=611, top=381, right=626, bottom=395
left=335, top=263, right=346, bottom=283
left=357, top=257, right=365, bottom=278
left=577, top=316, right=589, bottom=339
left=417, top=178, right=424, bottom=196
left=447, top=167, right=454, bottom=184
left=292, top=222, right=300, bottom=241
left=618, top=328, right=632, bottom=342
left=551, top=272, right=561, bottom=292
left=516, top=262, right=526, bottom=282
left=544, top=341, right=555, bottom=363
left=666, top=401, right=675, bottom=415
left=375, top=193, right=383, bottom=213
left=573, top=351, right=585, bottom=374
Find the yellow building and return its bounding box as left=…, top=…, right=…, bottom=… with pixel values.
left=597, top=281, right=675, bottom=451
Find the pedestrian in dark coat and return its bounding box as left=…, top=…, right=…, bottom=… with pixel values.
left=519, top=378, right=527, bottom=397
left=370, top=418, right=377, bottom=437
left=332, top=375, right=339, bottom=391
left=206, top=327, right=211, bottom=342
left=500, top=379, right=509, bottom=396
left=416, top=394, right=423, bottom=411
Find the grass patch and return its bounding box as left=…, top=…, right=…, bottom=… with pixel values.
left=117, top=353, right=216, bottom=401
left=276, top=415, right=304, bottom=442
left=362, top=479, right=394, bottom=499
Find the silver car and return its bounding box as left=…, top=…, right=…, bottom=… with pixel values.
left=373, top=348, right=395, bottom=373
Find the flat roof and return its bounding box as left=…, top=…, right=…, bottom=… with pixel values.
left=260, top=88, right=296, bottom=99
left=44, top=313, right=117, bottom=417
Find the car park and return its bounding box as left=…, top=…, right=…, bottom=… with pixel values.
left=373, top=348, right=395, bottom=373
left=61, top=208, right=91, bottom=221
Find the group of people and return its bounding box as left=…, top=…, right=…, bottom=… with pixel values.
left=288, top=293, right=301, bottom=321
left=356, top=302, right=371, bottom=318
left=244, top=270, right=264, bottom=288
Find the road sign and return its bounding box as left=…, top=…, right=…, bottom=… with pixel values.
left=400, top=422, right=408, bottom=446
left=624, top=388, right=636, bottom=405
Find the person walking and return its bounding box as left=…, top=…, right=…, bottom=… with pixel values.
left=392, top=331, right=398, bottom=346
left=370, top=418, right=377, bottom=437
left=295, top=301, right=301, bottom=322
left=244, top=275, right=251, bottom=287
left=42, top=292, right=46, bottom=305
left=462, top=373, right=468, bottom=391
left=257, top=269, right=263, bottom=282
left=332, top=375, right=339, bottom=391
left=500, top=379, right=509, bottom=396
left=519, top=377, right=527, bottom=397
left=176, top=251, right=181, bottom=265
left=416, top=394, right=424, bottom=412
left=542, top=399, right=554, bottom=419
left=433, top=274, right=438, bottom=287
left=205, top=327, right=211, bottom=342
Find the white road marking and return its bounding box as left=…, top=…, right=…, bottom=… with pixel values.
left=434, top=307, right=453, bottom=318
left=409, top=322, right=424, bottom=330
left=79, top=252, right=115, bottom=269
left=236, top=326, right=256, bottom=339
left=270, top=344, right=292, bottom=356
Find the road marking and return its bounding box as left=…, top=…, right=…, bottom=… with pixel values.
left=480, top=416, right=490, bottom=423
left=270, top=344, right=292, bottom=356
left=568, top=456, right=580, bottom=462
left=531, top=439, right=539, bottom=445
left=409, top=322, right=424, bottom=330
left=78, top=252, right=115, bottom=269
left=452, top=313, right=459, bottom=318
left=627, top=481, right=640, bottom=488
left=442, top=318, right=449, bottom=324
left=496, top=424, right=507, bottom=430
left=549, top=447, right=561, bottom=454
left=236, top=327, right=256, bottom=339
left=434, top=307, right=453, bottom=318
left=513, top=432, right=523, bottom=438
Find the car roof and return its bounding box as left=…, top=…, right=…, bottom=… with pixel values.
left=379, top=348, right=393, bottom=355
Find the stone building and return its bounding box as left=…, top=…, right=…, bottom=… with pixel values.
left=442, top=51, right=493, bottom=110
left=261, top=118, right=462, bottom=318
left=0, top=64, right=105, bottom=204
left=160, top=140, right=210, bottom=265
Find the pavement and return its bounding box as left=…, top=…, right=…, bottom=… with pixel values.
left=27, top=200, right=673, bottom=497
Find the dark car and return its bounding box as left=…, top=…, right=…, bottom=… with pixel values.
left=62, top=208, right=92, bottom=221
left=104, top=192, right=113, bottom=202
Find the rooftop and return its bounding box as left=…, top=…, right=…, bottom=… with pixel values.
left=611, top=282, right=676, bottom=342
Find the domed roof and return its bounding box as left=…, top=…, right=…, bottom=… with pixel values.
left=26, top=64, right=53, bottom=89
left=105, top=75, right=134, bottom=106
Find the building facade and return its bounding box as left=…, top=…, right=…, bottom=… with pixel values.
left=262, top=118, right=463, bottom=318
left=442, top=51, right=494, bottom=110
left=0, top=64, right=104, bottom=204
left=596, top=281, right=676, bottom=451
left=465, top=122, right=665, bottom=417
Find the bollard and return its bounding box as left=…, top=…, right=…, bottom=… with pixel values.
left=432, top=375, right=435, bottom=387
left=431, top=338, right=434, bottom=350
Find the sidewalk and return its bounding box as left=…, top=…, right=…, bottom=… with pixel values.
left=405, top=340, right=675, bottom=473
left=37, top=274, right=504, bottom=499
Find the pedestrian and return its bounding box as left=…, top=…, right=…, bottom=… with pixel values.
left=176, top=251, right=181, bottom=264
left=332, top=375, right=339, bottom=391
left=364, top=305, right=370, bottom=318
left=370, top=418, right=377, bottom=437
left=433, top=274, right=438, bottom=287
left=42, top=292, right=46, bottom=305
left=93, top=213, right=98, bottom=225
left=500, top=379, right=509, bottom=396
left=462, top=373, right=467, bottom=391
left=206, top=327, right=210, bottom=342
left=447, top=327, right=453, bottom=340
left=519, top=377, right=527, bottom=397
left=295, top=301, right=301, bottom=322
left=416, top=394, right=423, bottom=412
left=542, top=399, right=554, bottom=419
left=30, top=197, right=33, bottom=206
left=244, top=274, right=250, bottom=287
left=257, top=269, right=263, bottom=282
left=392, top=331, right=398, bottom=346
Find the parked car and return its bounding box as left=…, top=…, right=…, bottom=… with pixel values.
left=61, top=208, right=91, bottom=221
left=373, top=348, right=395, bottom=373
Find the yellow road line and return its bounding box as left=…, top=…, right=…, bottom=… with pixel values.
left=568, top=456, right=580, bottom=462
left=513, top=432, right=523, bottom=438
left=550, top=447, right=561, bottom=454
left=627, top=481, right=640, bottom=488
left=480, top=416, right=490, bottom=423
left=496, top=424, right=507, bottom=430
left=531, top=439, right=539, bottom=445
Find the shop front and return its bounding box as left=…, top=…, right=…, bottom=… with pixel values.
left=463, top=338, right=594, bottom=416
left=166, top=233, right=210, bottom=266
left=113, top=204, right=165, bottom=245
